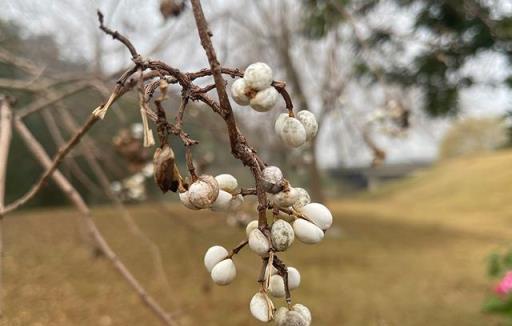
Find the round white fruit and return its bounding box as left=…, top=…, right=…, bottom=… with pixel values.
left=215, top=174, right=238, bottom=193
left=179, top=191, right=200, bottom=210
left=269, top=274, right=286, bottom=297
left=274, top=113, right=289, bottom=135
left=274, top=308, right=309, bottom=326
left=292, top=304, right=311, bottom=325
left=246, top=220, right=259, bottom=237
left=188, top=175, right=219, bottom=209
left=262, top=166, right=284, bottom=194
left=299, top=203, right=333, bottom=231
left=210, top=258, right=236, bottom=286
left=292, top=188, right=311, bottom=210
left=210, top=190, right=232, bottom=211
left=271, top=219, right=294, bottom=251
left=287, top=267, right=301, bottom=290
left=296, top=110, right=318, bottom=141
left=250, top=87, right=279, bottom=112
left=248, top=229, right=270, bottom=256
left=204, top=245, right=228, bottom=272
left=231, top=78, right=250, bottom=105
left=273, top=187, right=299, bottom=208
left=244, top=62, right=273, bottom=91
left=293, top=219, right=324, bottom=244
left=249, top=292, right=273, bottom=322
left=279, top=117, right=307, bottom=148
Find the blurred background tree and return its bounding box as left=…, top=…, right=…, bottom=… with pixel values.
left=301, top=0, right=512, bottom=116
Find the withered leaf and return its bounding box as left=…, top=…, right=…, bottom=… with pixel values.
left=153, top=144, right=181, bottom=193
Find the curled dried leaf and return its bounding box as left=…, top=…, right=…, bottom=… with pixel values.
left=153, top=144, right=181, bottom=193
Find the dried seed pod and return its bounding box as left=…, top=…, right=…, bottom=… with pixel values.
left=279, top=117, right=307, bottom=148
left=250, top=87, right=279, bottom=112
left=271, top=219, right=294, bottom=251
left=244, top=62, right=273, bottom=91
left=188, top=175, right=219, bottom=209
left=231, top=78, right=250, bottom=106
left=273, top=187, right=299, bottom=208
left=296, top=110, right=318, bottom=141
left=210, top=190, right=233, bottom=211
left=215, top=174, right=238, bottom=193
left=274, top=309, right=308, bottom=326
left=293, top=219, right=324, bottom=244
left=299, top=203, right=333, bottom=231
left=229, top=194, right=244, bottom=211
left=292, top=304, right=311, bottom=325
left=210, top=258, right=236, bottom=286
left=248, top=229, right=270, bottom=257
left=262, top=166, right=284, bottom=194
left=274, top=113, right=289, bottom=135
left=159, top=0, right=185, bottom=19
left=179, top=191, right=199, bottom=210
left=292, top=188, right=310, bottom=210
left=249, top=292, right=274, bottom=322
left=153, top=144, right=181, bottom=193
left=204, top=245, right=229, bottom=273
left=246, top=220, right=259, bottom=237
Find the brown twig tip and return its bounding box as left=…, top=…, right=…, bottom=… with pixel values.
left=97, top=9, right=140, bottom=60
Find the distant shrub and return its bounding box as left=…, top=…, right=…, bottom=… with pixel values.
left=439, top=117, right=509, bottom=159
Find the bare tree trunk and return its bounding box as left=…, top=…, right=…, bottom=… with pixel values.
left=308, top=140, right=326, bottom=203
left=0, top=97, right=13, bottom=317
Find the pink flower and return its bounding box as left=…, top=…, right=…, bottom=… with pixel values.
left=495, top=271, right=512, bottom=295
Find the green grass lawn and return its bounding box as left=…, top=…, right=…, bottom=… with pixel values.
left=4, top=150, right=512, bottom=325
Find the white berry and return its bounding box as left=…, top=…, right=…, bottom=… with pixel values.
left=250, top=87, right=279, bottom=112
left=244, top=62, right=273, bottom=91
left=274, top=113, right=289, bottom=135
left=246, top=220, right=259, bottom=237
left=279, top=117, right=307, bottom=147
left=293, top=219, right=324, bottom=244
left=231, top=78, right=250, bottom=105
left=271, top=219, right=294, bottom=251
left=249, top=292, right=274, bottom=322
left=262, top=166, right=284, bottom=194
left=210, top=258, right=236, bottom=286
left=179, top=191, right=200, bottom=210
left=215, top=174, right=238, bottom=193
left=296, top=110, right=318, bottom=141
left=204, top=245, right=228, bottom=272
left=210, top=190, right=233, bottom=211
left=299, top=203, right=333, bottom=231
left=292, top=304, right=311, bottom=325
left=188, top=175, right=219, bottom=209
left=248, top=229, right=270, bottom=256
left=273, top=187, right=299, bottom=208
left=292, top=188, right=311, bottom=210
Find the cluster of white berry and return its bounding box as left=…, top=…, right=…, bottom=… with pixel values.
left=231, top=63, right=318, bottom=148
left=178, top=174, right=243, bottom=211
left=176, top=62, right=332, bottom=325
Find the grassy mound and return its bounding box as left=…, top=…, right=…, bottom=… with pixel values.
left=5, top=150, right=512, bottom=325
